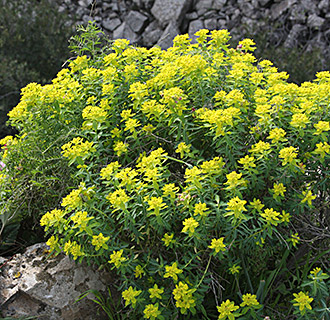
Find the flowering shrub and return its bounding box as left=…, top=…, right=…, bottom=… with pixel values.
left=1, top=24, right=330, bottom=319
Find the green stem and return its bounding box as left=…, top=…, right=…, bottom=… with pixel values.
left=165, top=155, right=193, bottom=168
left=196, top=255, right=212, bottom=288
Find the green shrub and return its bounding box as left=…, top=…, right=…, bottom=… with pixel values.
left=1, top=24, right=330, bottom=319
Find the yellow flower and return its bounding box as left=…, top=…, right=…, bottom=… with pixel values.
left=61, top=137, right=95, bottom=161
left=134, top=265, right=145, bottom=278
left=181, top=217, right=199, bottom=236
left=71, top=211, right=94, bottom=232
left=225, top=197, right=247, bottom=222
left=46, top=236, right=58, bottom=251
left=301, top=190, right=316, bottom=207
left=124, top=118, right=140, bottom=134
left=91, top=233, right=109, bottom=251
left=100, top=161, right=120, bottom=180
left=148, top=284, right=164, bottom=300
left=209, top=29, right=231, bottom=47
left=109, top=249, right=127, bottom=268
left=195, top=28, right=209, bottom=43
left=224, top=171, right=245, bottom=190
left=162, top=233, right=175, bottom=247
left=164, top=262, right=183, bottom=281
left=313, top=142, right=330, bottom=159
left=279, top=146, right=298, bottom=166
left=121, top=109, right=135, bottom=121
left=40, top=209, right=65, bottom=231
left=185, top=166, right=204, bottom=189
left=238, top=155, right=256, bottom=170
left=209, top=238, right=226, bottom=254
left=194, top=202, right=209, bottom=217
left=292, top=292, right=313, bottom=315
left=229, top=264, right=241, bottom=275
left=314, top=121, right=330, bottom=135
left=271, top=182, right=286, bottom=201
left=217, top=300, right=239, bottom=320
left=147, top=197, right=167, bottom=216
left=290, top=233, right=300, bottom=247
left=310, top=267, right=328, bottom=277
left=290, top=113, right=309, bottom=129
left=173, top=281, right=196, bottom=313
left=175, top=142, right=191, bottom=159
left=240, top=293, right=260, bottom=308
left=122, top=286, right=141, bottom=308
left=113, top=141, right=128, bottom=156
left=260, top=208, right=280, bottom=226
left=143, top=303, right=161, bottom=319
left=249, top=141, right=271, bottom=158
left=238, top=38, right=256, bottom=51
left=200, top=157, right=224, bottom=175
left=106, top=189, right=130, bottom=211
left=64, top=240, right=84, bottom=260
left=69, top=55, right=89, bottom=72
left=111, top=127, right=121, bottom=138
left=82, top=105, right=108, bottom=122
left=267, top=127, right=287, bottom=144
left=162, top=183, right=179, bottom=199
left=280, top=210, right=291, bottom=223
left=249, top=198, right=264, bottom=212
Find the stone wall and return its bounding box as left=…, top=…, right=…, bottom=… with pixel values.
left=56, top=0, right=330, bottom=63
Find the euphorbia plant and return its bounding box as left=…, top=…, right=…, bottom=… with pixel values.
left=1, top=23, right=330, bottom=319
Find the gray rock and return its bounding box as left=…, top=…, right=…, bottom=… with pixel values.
left=78, top=0, right=92, bottom=6
left=213, top=0, right=227, bottom=10
left=156, top=21, right=180, bottom=49
left=271, top=0, right=297, bottom=20
left=196, top=0, right=213, bottom=15
left=307, top=13, right=325, bottom=28
left=142, top=21, right=163, bottom=47
left=132, top=0, right=154, bottom=9
left=188, top=19, right=205, bottom=43
left=318, top=0, right=329, bottom=11
left=151, top=0, right=192, bottom=28
left=218, top=18, right=228, bottom=28
left=113, top=22, right=139, bottom=43
left=289, top=4, right=307, bottom=23
left=0, top=243, right=113, bottom=320
left=238, top=0, right=256, bottom=18
left=102, top=18, right=122, bottom=31
left=284, top=24, right=307, bottom=47
left=204, top=18, right=218, bottom=30
left=126, top=10, right=148, bottom=33
left=300, top=0, right=319, bottom=13
left=186, top=11, right=199, bottom=20
left=258, top=0, right=271, bottom=6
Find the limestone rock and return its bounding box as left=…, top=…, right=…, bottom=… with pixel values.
left=151, top=0, right=192, bottom=28
left=102, top=17, right=122, bottom=31
left=126, top=10, right=148, bottom=33
left=195, top=0, right=213, bottom=16
left=0, top=243, right=114, bottom=320
left=156, top=21, right=180, bottom=49
left=271, top=0, right=297, bottom=20
left=307, top=13, right=325, bottom=29
left=113, top=22, right=139, bottom=43
left=213, top=0, right=227, bottom=10
left=142, top=21, right=163, bottom=47
left=284, top=24, right=308, bottom=47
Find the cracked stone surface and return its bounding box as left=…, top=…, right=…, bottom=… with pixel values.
left=0, top=243, right=114, bottom=320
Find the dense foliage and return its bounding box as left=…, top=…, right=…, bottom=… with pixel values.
left=1, top=23, right=330, bottom=319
